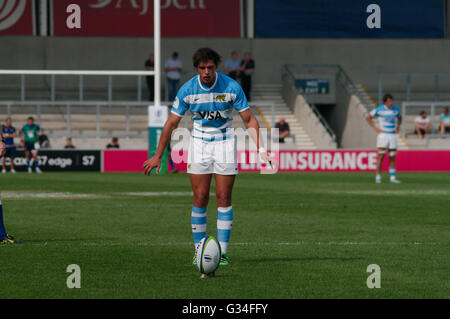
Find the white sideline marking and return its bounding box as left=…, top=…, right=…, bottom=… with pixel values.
left=0, top=192, right=108, bottom=199
left=0, top=191, right=215, bottom=199
left=326, top=190, right=450, bottom=196
left=19, top=241, right=445, bottom=247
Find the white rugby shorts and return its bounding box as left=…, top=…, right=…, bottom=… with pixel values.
left=187, top=136, right=238, bottom=175
left=376, top=133, right=397, bottom=149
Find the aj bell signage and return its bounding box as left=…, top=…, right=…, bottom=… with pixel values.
left=0, top=0, right=35, bottom=35
left=51, top=0, right=242, bottom=37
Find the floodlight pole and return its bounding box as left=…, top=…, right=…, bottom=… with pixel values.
left=154, top=0, right=161, bottom=108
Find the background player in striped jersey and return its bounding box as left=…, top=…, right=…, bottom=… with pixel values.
left=0, top=132, right=21, bottom=244
left=366, top=93, right=402, bottom=184
left=143, top=48, right=273, bottom=266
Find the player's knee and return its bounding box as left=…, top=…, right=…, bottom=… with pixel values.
left=216, top=192, right=232, bottom=207
left=193, top=190, right=209, bottom=206
left=388, top=150, right=397, bottom=157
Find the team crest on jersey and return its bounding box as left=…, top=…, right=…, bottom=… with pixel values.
left=198, top=111, right=224, bottom=120
left=215, top=94, right=226, bottom=102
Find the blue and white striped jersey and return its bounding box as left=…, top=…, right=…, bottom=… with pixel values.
left=171, top=72, right=249, bottom=142
left=370, top=104, right=401, bottom=134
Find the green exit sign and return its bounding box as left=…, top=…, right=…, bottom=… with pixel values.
left=296, top=78, right=329, bottom=94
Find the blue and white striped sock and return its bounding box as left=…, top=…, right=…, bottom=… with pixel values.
left=217, top=206, right=233, bottom=254
left=0, top=200, right=7, bottom=238
left=191, top=206, right=207, bottom=245
left=389, top=168, right=396, bottom=180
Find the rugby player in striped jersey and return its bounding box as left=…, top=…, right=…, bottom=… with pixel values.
left=144, top=48, right=274, bottom=266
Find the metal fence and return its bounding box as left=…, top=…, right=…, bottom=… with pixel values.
left=0, top=69, right=197, bottom=103
left=378, top=72, right=450, bottom=105
left=0, top=100, right=276, bottom=142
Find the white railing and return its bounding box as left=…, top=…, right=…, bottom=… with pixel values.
left=378, top=72, right=450, bottom=104
left=0, top=69, right=155, bottom=103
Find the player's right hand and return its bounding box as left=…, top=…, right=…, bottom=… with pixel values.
left=143, top=156, right=161, bottom=175
left=0, top=141, right=5, bottom=158
left=375, top=127, right=382, bottom=134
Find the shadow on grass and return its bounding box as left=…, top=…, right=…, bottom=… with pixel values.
left=243, top=257, right=363, bottom=263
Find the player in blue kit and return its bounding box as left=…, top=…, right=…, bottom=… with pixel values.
left=2, top=117, right=17, bottom=174
left=0, top=132, right=22, bottom=244
left=143, top=48, right=273, bottom=266
left=366, top=93, right=402, bottom=184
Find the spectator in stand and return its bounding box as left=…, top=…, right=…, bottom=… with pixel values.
left=64, top=137, right=76, bottom=149
left=38, top=129, right=51, bottom=149
left=106, top=137, right=120, bottom=149
left=145, top=53, right=155, bottom=102
left=275, top=118, right=290, bottom=143
left=439, top=107, right=450, bottom=135
left=165, top=52, right=183, bottom=102
left=414, top=111, right=430, bottom=139
left=224, top=51, right=240, bottom=80
left=238, top=52, right=255, bottom=101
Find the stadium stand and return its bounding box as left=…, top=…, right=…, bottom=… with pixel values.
left=252, top=84, right=317, bottom=150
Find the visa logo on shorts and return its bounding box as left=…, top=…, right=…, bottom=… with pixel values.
left=197, top=111, right=224, bottom=120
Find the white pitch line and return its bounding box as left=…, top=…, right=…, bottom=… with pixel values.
left=0, top=191, right=215, bottom=199
left=12, top=241, right=446, bottom=247
left=0, top=192, right=109, bottom=199
left=326, top=190, right=450, bottom=196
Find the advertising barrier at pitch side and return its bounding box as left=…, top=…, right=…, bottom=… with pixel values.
left=102, top=150, right=450, bottom=173
left=3, top=150, right=101, bottom=172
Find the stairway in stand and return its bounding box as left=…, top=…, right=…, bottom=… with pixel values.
left=251, top=84, right=317, bottom=150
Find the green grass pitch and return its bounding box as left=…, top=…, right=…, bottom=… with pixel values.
left=0, top=172, right=449, bottom=298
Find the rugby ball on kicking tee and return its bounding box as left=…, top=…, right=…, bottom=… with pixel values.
left=195, top=236, right=221, bottom=274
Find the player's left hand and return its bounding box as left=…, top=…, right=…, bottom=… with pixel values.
left=143, top=156, right=161, bottom=175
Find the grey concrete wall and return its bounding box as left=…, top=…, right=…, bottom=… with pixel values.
left=335, top=92, right=378, bottom=149
left=2, top=36, right=450, bottom=97
left=282, top=74, right=337, bottom=149
left=328, top=77, right=378, bottom=149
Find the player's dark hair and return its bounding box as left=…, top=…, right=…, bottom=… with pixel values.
left=27, top=116, right=34, bottom=121
left=193, top=48, right=222, bottom=68
left=420, top=110, right=426, bottom=115
left=383, top=94, right=393, bottom=102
